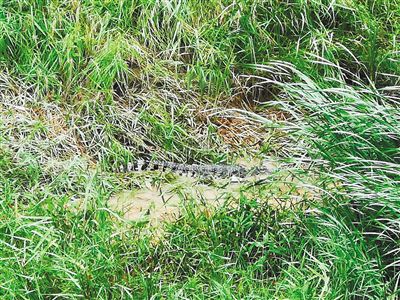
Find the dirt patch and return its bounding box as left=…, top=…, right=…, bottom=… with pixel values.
left=108, top=177, right=242, bottom=226
left=107, top=159, right=319, bottom=226
left=109, top=187, right=181, bottom=224
left=107, top=167, right=318, bottom=227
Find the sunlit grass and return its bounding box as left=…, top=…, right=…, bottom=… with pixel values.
left=0, top=0, right=399, bottom=299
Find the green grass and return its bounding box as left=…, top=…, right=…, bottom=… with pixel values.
left=1, top=0, right=400, bottom=299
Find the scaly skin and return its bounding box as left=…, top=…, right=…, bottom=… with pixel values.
left=117, top=158, right=268, bottom=179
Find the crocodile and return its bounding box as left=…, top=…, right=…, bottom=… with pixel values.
left=116, top=158, right=270, bottom=181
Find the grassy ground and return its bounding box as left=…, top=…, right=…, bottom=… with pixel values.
left=1, top=0, right=400, bottom=299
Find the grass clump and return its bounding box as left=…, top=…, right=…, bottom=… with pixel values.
left=249, top=61, right=400, bottom=298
